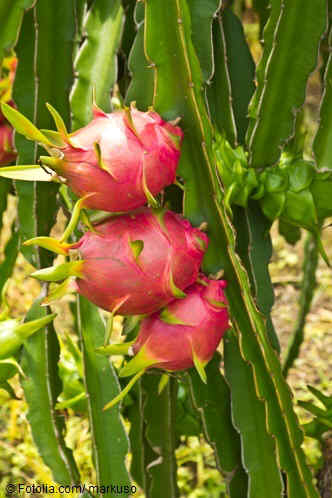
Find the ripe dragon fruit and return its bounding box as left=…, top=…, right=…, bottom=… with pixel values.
left=1, top=102, right=183, bottom=211
left=123, top=278, right=229, bottom=375
left=101, top=278, right=229, bottom=410
left=31, top=208, right=208, bottom=316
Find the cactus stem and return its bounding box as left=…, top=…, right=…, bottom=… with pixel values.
left=315, top=232, right=330, bottom=267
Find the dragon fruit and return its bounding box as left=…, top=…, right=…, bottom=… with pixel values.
left=31, top=208, right=208, bottom=316
left=2, top=101, right=183, bottom=211
left=121, top=278, right=229, bottom=376
left=101, top=278, right=229, bottom=410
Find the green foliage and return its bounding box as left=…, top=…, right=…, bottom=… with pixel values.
left=314, top=25, right=332, bottom=169
left=301, top=386, right=332, bottom=440
left=187, top=354, right=248, bottom=496
left=21, top=298, right=79, bottom=484
left=224, top=331, right=283, bottom=497
left=76, top=297, right=130, bottom=489
left=282, top=233, right=320, bottom=376
left=12, top=9, right=37, bottom=265
left=1, top=1, right=332, bottom=496
left=143, top=2, right=320, bottom=497
left=215, top=139, right=332, bottom=250
left=0, top=0, right=35, bottom=65
left=141, top=375, right=179, bottom=497
left=71, top=0, right=124, bottom=129
left=207, top=8, right=255, bottom=146
left=247, top=0, right=327, bottom=168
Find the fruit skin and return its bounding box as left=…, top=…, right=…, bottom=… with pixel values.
left=129, top=278, right=229, bottom=373
left=0, top=122, right=16, bottom=165
left=70, top=208, right=208, bottom=315
left=52, top=106, right=183, bottom=212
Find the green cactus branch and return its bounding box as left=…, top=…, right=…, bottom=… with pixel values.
left=246, top=0, right=327, bottom=168
left=282, top=231, right=320, bottom=376
left=71, top=0, right=124, bottom=129
left=0, top=0, right=35, bottom=65
left=215, top=137, right=332, bottom=263
left=143, top=1, right=321, bottom=496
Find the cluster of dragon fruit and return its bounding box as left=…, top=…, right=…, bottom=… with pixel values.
left=1, top=96, right=230, bottom=406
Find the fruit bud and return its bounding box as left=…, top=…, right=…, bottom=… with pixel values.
left=103, top=278, right=229, bottom=410
left=32, top=208, right=208, bottom=316
left=2, top=102, right=183, bottom=211
left=121, top=278, right=229, bottom=379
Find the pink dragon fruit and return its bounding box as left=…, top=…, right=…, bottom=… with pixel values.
left=40, top=104, right=183, bottom=212
left=0, top=123, right=16, bottom=164
left=101, top=278, right=229, bottom=410
left=121, top=278, right=229, bottom=376
left=32, top=208, right=208, bottom=316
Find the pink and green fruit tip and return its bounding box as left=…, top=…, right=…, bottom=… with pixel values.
left=102, top=278, right=230, bottom=410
